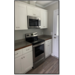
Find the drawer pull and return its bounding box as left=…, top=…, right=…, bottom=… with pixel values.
left=21, top=57, right=25, bottom=59
left=26, top=49, right=29, bottom=51
left=23, top=56, right=25, bottom=58
left=15, top=53, right=18, bottom=55
left=16, top=27, right=19, bottom=28
left=21, top=57, right=23, bottom=59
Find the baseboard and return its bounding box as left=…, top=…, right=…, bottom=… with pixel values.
left=51, top=53, right=59, bottom=59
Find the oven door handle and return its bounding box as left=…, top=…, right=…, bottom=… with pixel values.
left=33, top=42, right=45, bottom=47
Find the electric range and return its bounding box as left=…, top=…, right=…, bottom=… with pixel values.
left=25, top=32, right=45, bottom=68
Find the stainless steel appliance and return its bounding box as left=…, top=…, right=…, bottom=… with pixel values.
left=25, top=32, right=45, bottom=68
left=27, top=16, right=41, bottom=29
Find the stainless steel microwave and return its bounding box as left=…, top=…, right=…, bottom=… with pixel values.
left=27, top=16, right=41, bottom=29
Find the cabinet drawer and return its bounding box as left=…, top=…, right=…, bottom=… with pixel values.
left=23, top=46, right=32, bottom=54
left=15, top=49, right=23, bottom=58
left=45, top=39, right=51, bottom=47
left=46, top=39, right=51, bottom=44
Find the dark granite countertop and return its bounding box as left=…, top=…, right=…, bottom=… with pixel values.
left=38, top=35, right=52, bottom=40
left=15, top=35, right=52, bottom=51
left=15, top=39, right=32, bottom=51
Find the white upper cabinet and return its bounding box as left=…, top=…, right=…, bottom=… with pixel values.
left=33, top=7, right=41, bottom=17
left=15, top=1, right=27, bottom=30
left=27, top=5, right=41, bottom=17
left=14, top=1, right=19, bottom=30
left=43, top=10, right=47, bottom=28
left=27, top=6, right=34, bottom=16
left=39, top=9, right=47, bottom=29
left=15, top=1, right=48, bottom=30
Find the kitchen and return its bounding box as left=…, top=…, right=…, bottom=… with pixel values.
left=15, top=0, right=59, bottom=74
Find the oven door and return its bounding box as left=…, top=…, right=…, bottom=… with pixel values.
left=33, top=42, right=45, bottom=62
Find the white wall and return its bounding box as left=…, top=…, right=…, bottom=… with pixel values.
left=43, top=2, right=58, bottom=35
left=15, top=29, right=44, bottom=40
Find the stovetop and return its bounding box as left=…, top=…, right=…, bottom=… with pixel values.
left=25, top=33, right=45, bottom=45
left=26, top=38, right=45, bottom=45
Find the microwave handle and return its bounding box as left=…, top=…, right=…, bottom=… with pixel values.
left=39, top=20, right=41, bottom=26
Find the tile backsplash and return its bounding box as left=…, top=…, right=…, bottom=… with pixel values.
left=15, top=29, right=44, bottom=40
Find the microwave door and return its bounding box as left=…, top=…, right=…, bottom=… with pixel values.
left=34, top=20, right=40, bottom=29
left=27, top=16, right=40, bottom=29
left=29, top=19, right=35, bottom=26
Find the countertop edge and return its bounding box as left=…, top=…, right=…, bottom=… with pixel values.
left=15, top=38, right=51, bottom=51
left=45, top=38, right=52, bottom=40
left=15, top=44, right=32, bottom=51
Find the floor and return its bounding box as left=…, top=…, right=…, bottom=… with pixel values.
left=27, top=56, right=59, bottom=74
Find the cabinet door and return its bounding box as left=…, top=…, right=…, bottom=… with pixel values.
left=27, top=6, right=34, bottom=16
left=45, top=39, right=51, bottom=58
left=33, top=7, right=41, bottom=17
left=43, top=10, right=47, bottom=28
left=40, top=9, right=47, bottom=29
left=25, top=51, right=33, bottom=73
left=21, top=51, right=33, bottom=73
left=21, top=54, right=26, bottom=73
left=15, top=56, right=22, bottom=74
left=27, top=6, right=41, bottom=17
left=48, top=39, right=51, bottom=55
left=45, top=41, right=49, bottom=58
left=39, top=9, right=44, bottom=28
left=18, top=3, right=27, bottom=30
left=15, top=2, right=20, bottom=30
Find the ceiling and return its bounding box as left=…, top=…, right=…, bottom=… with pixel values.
left=22, top=0, right=58, bottom=8
left=36, top=1, right=52, bottom=6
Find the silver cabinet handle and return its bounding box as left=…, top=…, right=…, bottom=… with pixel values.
left=15, top=53, right=18, bottom=55
left=21, top=57, right=23, bottom=59
left=23, top=56, right=25, bottom=58
left=16, top=27, right=20, bottom=28
left=33, top=14, right=35, bottom=15
left=26, top=49, right=29, bottom=51
left=21, top=56, right=25, bottom=59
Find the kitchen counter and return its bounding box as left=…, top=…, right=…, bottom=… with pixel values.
left=15, top=35, right=52, bottom=51
left=15, top=39, right=32, bottom=51
left=38, top=35, right=52, bottom=40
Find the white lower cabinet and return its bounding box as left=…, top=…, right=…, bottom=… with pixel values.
left=21, top=51, right=33, bottom=73
left=24, top=51, right=33, bottom=73
left=15, top=46, right=33, bottom=74
left=45, top=39, right=52, bottom=58
left=15, top=56, right=22, bottom=74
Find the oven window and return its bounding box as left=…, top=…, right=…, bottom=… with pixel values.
left=35, top=44, right=44, bottom=57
